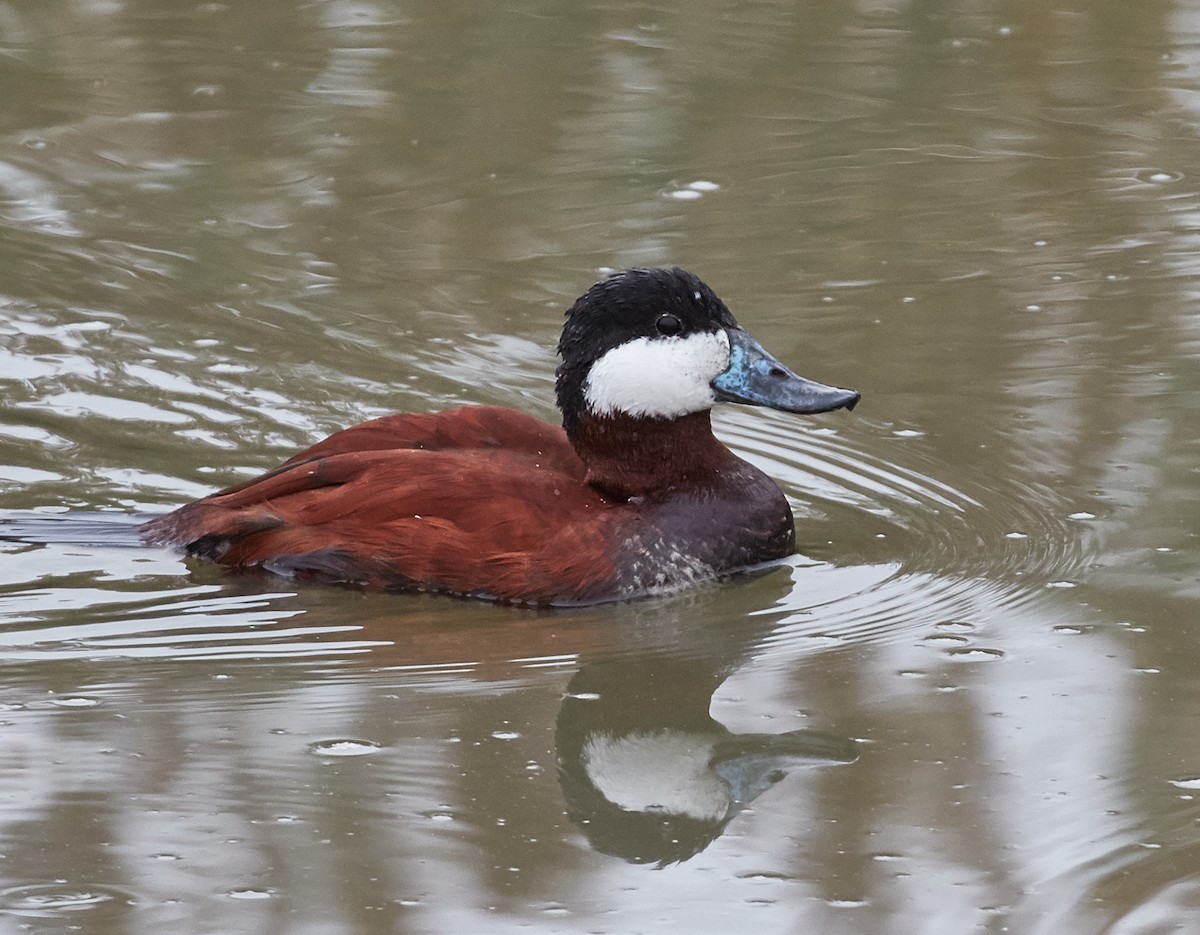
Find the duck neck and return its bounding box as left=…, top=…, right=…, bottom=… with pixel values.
left=568, top=409, right=737, bottom=500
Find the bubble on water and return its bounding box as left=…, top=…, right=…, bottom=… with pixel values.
left=227, top=889, right=273, bottom=900
left=308, top=739, right=382, bottom=757
left=1005, top=531, right=1028, bottom=540
left=50, top=696, right=99, bottom=708
left=686, top=179, right=720, bottom=192
left=1169, top=778, right=1200, bottom=790
left=944, top=647, right=1006, bottom=662
left=1024, top=304, right=1042, bottom=312
left=892, top=429, right=925, bottom=438
left=1138, top=169, right=1182, bottom=184
left=1068, top=511, right=1096, bottom=521
left=667, top=188, right=703, bottom=201
left=923, top=634, right=971, bottom=646
left=1053, top=625, right=1085, bottom=635
left=491, top=730, right=521, bottom=741
left=1046, top=580, right=1077, bottom=589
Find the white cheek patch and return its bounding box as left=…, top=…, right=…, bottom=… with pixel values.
left=583, top=731, right=731, bottom=821
left=583, top=329, right=731, bottom=420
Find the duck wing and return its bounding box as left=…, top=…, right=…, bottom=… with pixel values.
left=140, top=407, right=622, bottom=604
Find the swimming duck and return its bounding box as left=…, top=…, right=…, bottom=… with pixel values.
left=140, top=267, right=859, bottom=604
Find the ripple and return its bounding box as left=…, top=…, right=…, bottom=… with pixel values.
left=717, top=409, right=1099, bottom=653
left=720, top=410, right=1097, bottom=588
left=0, top=883, right=134, bottom=917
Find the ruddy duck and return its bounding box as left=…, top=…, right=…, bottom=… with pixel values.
left=140, top=267, right=859, bottom=604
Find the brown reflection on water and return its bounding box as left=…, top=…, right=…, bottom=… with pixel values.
left=0, top=0, right=1199, bottom=932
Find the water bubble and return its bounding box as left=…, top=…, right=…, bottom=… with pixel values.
left=308, top=739, right=382, bottom=757
left=1024, top=304, right=1042, bottom=312
left=892, top=429, right=925, bottom=438
left=49, top=696, right=99, bottom=708
left=936, top=621, right=976, bottom=633
left=1005, top=531, right=1028, bottom=540
left=491, top=730, right=521, bottom=741
left=227, top=889, right=272, bottom=900
left=1068, top=512, right=1096, bottom=521
left=1169, top=778, right=1200, bottom=790
left=1046, top=580, right=1077, bottom=589
left=1138, top=169, right=1182, bottom=184
left=944, top=647, right=1006, bottom=662
left=923, top=634, right=971, bottom=646
left=667, top=189, right=703, bottom=201
left=1053, top=625, right=1085, bottom=635
left=686, top=179, right=720, bottom=192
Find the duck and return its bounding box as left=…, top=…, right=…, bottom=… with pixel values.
left=139, top=267, right=859, bottom=605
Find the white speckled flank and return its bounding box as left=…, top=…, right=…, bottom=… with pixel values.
left=583, top=329, right=731, bottom=420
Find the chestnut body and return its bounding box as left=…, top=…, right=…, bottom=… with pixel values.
left=141, top=268, right=858, bottom=604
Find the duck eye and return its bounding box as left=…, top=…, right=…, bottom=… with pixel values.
left=655, top=313, right=683, bottom=336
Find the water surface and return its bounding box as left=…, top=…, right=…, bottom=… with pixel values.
left=2, top=2, right=1199, bottom=933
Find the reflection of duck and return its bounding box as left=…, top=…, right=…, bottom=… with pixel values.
left=141, top=268, right=858, bottom=605
left=556, top=656, right=858, bottom=865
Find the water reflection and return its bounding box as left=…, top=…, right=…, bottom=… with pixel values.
left=557, top=654, right=856, bottom=866
left=1, top=0, right=1200, bottom=930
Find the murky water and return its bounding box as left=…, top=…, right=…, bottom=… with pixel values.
left=1, top=1, right=1199, bottom=932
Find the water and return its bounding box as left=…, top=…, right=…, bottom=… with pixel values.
left=1, top=1, right=1199, bottom=932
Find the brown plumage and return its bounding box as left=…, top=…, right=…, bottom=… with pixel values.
left=140, top=267, right=859, bottom=605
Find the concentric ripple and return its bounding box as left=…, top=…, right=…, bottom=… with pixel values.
left=716, top=408, right=1103, bottom=650
left=0, top=882, right=134, bottom=918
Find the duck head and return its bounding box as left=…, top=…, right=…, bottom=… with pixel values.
left=555, top=267, right=859, bottom=438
